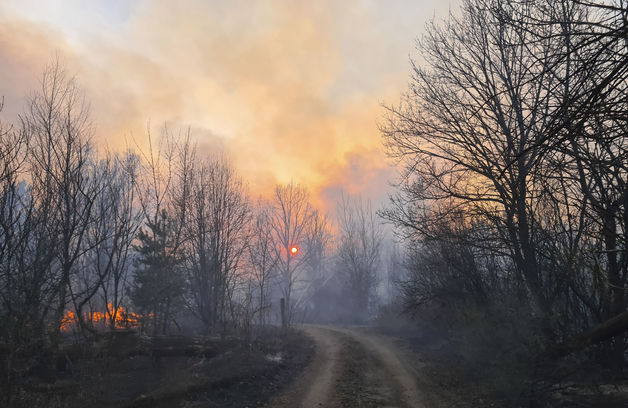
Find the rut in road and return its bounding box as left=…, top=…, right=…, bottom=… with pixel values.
left=266, top=325, right=424, bottom=408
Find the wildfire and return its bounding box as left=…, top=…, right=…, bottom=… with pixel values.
left=60, top=303, right=145, bottom=332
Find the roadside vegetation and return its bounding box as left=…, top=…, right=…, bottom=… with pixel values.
left=1, top=0, right=627, bottom=407
left=379, top=0, right=628, bottom=406
left=0, top=61, right=382, bottom=406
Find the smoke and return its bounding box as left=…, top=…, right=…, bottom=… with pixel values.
left=0, top=0, right=453, bottom=210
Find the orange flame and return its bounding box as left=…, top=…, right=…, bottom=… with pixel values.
left=60, top=303, right=147, bottom=332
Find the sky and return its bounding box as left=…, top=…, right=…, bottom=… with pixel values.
left=0, top=0, right=454, bottom=211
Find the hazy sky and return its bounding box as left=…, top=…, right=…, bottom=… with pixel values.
left=0, top=0, right=454, bottom=210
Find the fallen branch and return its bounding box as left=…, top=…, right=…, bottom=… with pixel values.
left=547, top=310, right=628, bottom=359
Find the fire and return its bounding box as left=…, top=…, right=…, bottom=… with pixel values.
left=60, top=303, right=146, bottom=332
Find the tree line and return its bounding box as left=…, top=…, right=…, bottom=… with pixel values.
left=381, top=0, right=628, bottom=398
left=0, top=61, right=387, bottom=394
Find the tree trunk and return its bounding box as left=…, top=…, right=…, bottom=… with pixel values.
left=280, top=298, right=287, bottom=329
left=547, top=310, right=628, bottom=360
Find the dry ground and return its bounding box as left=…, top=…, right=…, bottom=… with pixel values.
left=3, top=328, right=314, bottom=408
left=266, top=325, right=425, bottom=408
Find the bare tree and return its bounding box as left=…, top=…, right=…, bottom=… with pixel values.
left=381, top=0, right=577, bottom=318
left=101, top=152, right=142, bottom=329
left=75, top=151, right=142, bottom=331
left=302, top=209, right=333, bottom=320
left=382, top=0, right=628, bottom=384
left=383, top=243, right=406, bottom=305
left=268, top=182, right=313, bottom=326
left=184, top=156, right=251, bottom=331
left=0, top=101, right=57, bottom=405
left=248, top=202, right=278, bottom=326
left=23, top=61, right=103, bottom=345
left=64, top=155, right=139, bottom=334
left=336, top=194, right=383, bottom=323
left=135, top=125, right=176, bottom=232
left=529, top=0, right=628, bottom=367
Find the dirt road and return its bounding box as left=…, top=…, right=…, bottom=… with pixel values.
left=266, top=325, right=424, bottom=408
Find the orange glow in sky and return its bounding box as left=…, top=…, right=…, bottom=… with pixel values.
left=0, top=0, right=455, bottom=211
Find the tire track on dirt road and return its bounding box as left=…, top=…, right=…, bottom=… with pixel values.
left=266, top=325, right=424, bottom=408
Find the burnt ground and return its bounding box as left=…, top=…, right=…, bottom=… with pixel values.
left=374, top=322, right=628, bottom=408
left=4, top=328, right=314, bottom=408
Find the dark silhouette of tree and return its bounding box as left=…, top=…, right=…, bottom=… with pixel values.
left=268, top=182, right=313, bottom=326
left=132, top=210, right=184, bottom=335
left=184, top=157, right=251, bottom=331
left=382, top=0, right=628, bottom=389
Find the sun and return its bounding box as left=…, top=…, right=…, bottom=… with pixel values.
left=290, top=246, right=299, bottom=255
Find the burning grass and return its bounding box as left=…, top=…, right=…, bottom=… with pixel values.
left=60, top=303, right=148, bottom=333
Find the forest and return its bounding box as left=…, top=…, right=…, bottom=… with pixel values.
left=380, top=0, right=628, bottom=404
left=0, top=58, right=390, bottom=406
left=1, top=0, right=628, bottom=407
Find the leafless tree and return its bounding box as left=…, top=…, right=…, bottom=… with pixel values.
left=268, top=182, right=313, bottom=326
left=381, top=0, right=576, bottom=317
left=248, top=201, right=278, bottom=326
left=301, top=209, right=333, bottom=319
left=383, top=243, right=406, bottom=305
left=336, top=194, right=383, bottom=323
left=491, top=0, right=628, bottom=366
left=102, top=152, right=141, bottom=329
left=23, top=61, right=103, bottom=345
left=0, top=100, right=55, bottom=405
left=184, top=155, right=251, bottom=331
left=528, top=0, right=628, bottom=366
left=75, top=151, right=142, bottom=331
left=382, top=0, right=628, bottom=381
left=135, top=125, right=176, bottom=232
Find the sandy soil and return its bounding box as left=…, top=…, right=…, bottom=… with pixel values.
left=266, top=325, right=425, bottom=408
